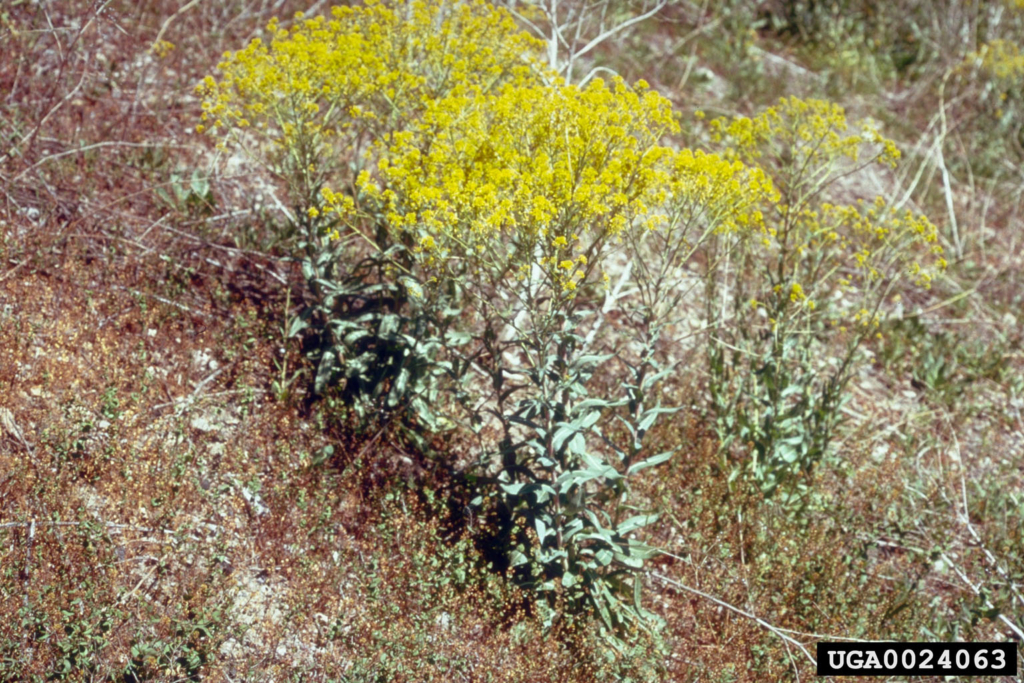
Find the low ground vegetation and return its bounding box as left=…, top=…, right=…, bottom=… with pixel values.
left=1, top=0, right=1021, bottom=680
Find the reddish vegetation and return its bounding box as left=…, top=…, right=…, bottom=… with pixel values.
left=2, top=1, right=1021, bottom=681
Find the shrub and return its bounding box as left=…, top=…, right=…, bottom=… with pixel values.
left=197, top=0, right=547, bottom=423
left=701, top=97, right=945, bottom=507
left=200, top=0, right=780, bottom=650
left=200, top=0, right=944, bottom=655
left=325, top=71, right=772, bottom=642
left=960, top=29, right=1024, bottom=168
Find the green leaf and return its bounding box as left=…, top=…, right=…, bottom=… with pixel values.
left=445, top=330, right=473, bottom=346
left=616, top=513, right=658, bottom=535
left=378, top=313, right=400, bottom=337
left=583, top=509, right=614, bottom=537
left=500, top=482, right=525, bottom=495
left=579, top=409, right=602, bottom=430
left=626, top=448, right=677, bottom=475
left=533, top=483, right=556, bottom=504
left=509, top=549, right=529, bottom=567
left=556, top=464, right=619, bottom=492
left=551, top=424, right=576, bottom=453
left=288, top=313, right=310, bottom=338
left=154, top=186, right=173, bottom=207
left=343, top=329, right=371, bottom=346
left=572, top=398, right=621, bottom=413
left=579, top=449, right=617, bottom=477
left=562, top=518, right=585, bottom=542
left=777, top=443, right=799, bottom=463
left=411, top=397, right=439, bottom=429
left=315, top=249, right=334, bottom=267
left=641, top=365, right=675, bottom=392
left=638, top=405, right=680, bottom=434
left=314, top=349, right=337, bottom=395
left=591, top=585, right=614, bottom=630
left=388, top=367, right=410, bottom=407
left=624, top=540, right=660, bottom=561
left=190, top=170, right=209, bottom=197
left=535, top=517, right=549, bottom=542
left=573, top=354, right=614, bottom=368
left=613, top=551, right=644, bottom=569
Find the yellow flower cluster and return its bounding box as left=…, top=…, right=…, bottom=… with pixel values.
left=820, top=198, right=946, bottom=289
left=961, top=27, right=1024, bottom=125
left=199, top=4, right=808, bottom=313
left=203, top=1, right=778, bottom=305
left=664, top=148, right=777, bottom=235
left=709, top=96, right=901, bottom=184
left=197, top=0, right=546, bottom=197
left=339, top=75, right=775, bottom=294
left=974, top=39, right=1024, bottom=83
left=754, top=197, right=946, bottom=330
left=150, top=40, right=175, bottom=59
left=705, top=99, right=941, bottom=331
left=366, top=77, right=674, bottom=242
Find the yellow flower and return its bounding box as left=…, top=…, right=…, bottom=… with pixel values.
left=150, top=40, right=175, bottom=59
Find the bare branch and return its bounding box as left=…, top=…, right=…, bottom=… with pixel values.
left=561, top=0, right=667, bottom=73
left=652, top=571, right=818, bottom=667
